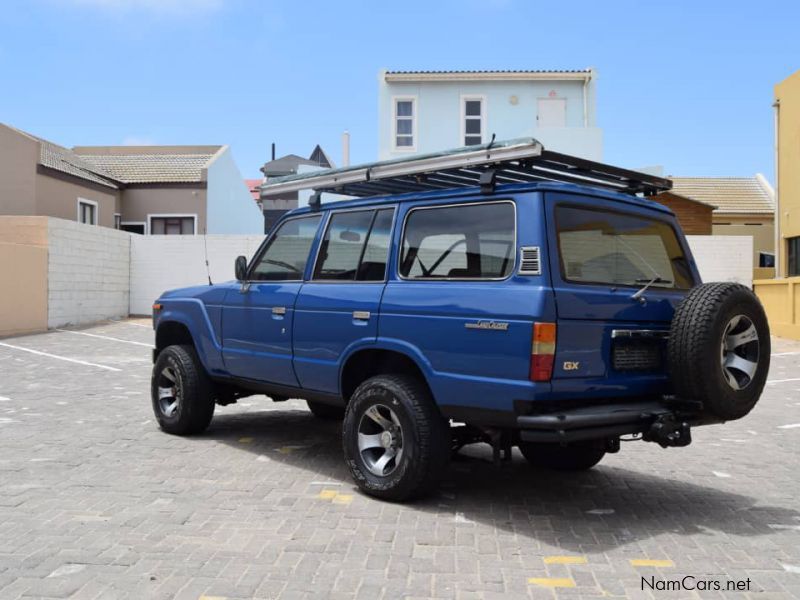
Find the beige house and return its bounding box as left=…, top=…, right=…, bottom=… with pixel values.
left=0, top=123, right=260, bottom=234
left=669, top=176, right=776, bottom=271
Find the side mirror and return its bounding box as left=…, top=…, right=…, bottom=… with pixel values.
left=235, top=255, right=248, bottom=282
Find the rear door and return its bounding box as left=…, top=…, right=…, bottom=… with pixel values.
left=544, top=192, right=699, bottom=397
left=293, top=207, right=395, bottom=393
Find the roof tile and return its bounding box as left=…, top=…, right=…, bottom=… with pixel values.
left=669, top=177, right=774, bottom=214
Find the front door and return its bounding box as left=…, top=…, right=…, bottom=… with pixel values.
left=293, top=207, right=395, bottom=393
left=221, top=214, right=322, bottom=386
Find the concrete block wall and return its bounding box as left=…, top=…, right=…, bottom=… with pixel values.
left=129, top=235, right=264, bottom=314
left=687, top=235, right=753, bottom=288
left=47, top=219, right=131, bottom=328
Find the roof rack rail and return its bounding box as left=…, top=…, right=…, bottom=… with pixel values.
left=259, top=137, right=671, bottom=202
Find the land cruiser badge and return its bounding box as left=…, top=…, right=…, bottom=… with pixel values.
left=465, top=320, right=509, bottom=331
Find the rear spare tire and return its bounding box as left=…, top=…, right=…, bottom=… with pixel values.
left=668, top=282, right=770, bottom=421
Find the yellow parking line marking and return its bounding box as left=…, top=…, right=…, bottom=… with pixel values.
left=630, top=559, right=674, bottom=567
left=318, top=489, right=338, bottom=500
left=544, top=555, right=588, bottom=565
left=238, top=437, right=254, bottom=444
left=332, top=494, right=353, bottom=505
left=528, top=577, right=576, bottom=588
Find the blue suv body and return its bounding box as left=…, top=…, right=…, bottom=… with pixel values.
left=151, top=178, right=769, bottom=501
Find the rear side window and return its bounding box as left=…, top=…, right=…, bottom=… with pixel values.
left=555, top=205, right=693, bottom=289
left=400, top=202, right=515, bottom=280
left=249, top=215, right=321, bottom=281
left=314, top=208, right=394, bottom=281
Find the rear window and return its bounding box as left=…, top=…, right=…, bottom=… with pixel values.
left=400, top=202, right=515, bottom=280
left=555, top=205, right=693, bottom=289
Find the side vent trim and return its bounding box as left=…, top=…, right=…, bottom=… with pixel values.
left=519, top=246, right=541, bottom=275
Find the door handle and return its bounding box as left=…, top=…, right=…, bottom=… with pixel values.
left=352, top=310, right=371, bottom=321
left=272, top=306, right=287, bottom=316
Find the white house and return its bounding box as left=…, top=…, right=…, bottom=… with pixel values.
left=377, top=69, right=602, bottom=161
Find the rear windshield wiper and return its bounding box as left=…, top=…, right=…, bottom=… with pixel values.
left=632, top=276, right=673, bottom=301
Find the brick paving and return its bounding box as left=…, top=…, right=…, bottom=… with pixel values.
left=0, top=320, right=799, bottom=599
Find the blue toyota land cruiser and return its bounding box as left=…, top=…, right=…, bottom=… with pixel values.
left=150, top=139, right=770, bottom=501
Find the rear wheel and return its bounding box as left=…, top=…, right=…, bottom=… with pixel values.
left=518, top=441, right=605, bottom=471
left=151, top=345, right=215, bottom=435
left=306, top=400, right=345, bottom=420
left=343, top=374, right=450, bottom=501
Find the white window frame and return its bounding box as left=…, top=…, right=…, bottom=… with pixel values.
left=392, top=95, right=417, bottom=152
left=77, top=198, right=98, bottom=226
left=120, top=221, right=148, bottom=235
left=460, top=95, right=486, bottom=147
left=147, top=213, right=198, bottom=236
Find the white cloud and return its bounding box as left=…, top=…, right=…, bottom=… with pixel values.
left=54, top=0, right=224, bottom=15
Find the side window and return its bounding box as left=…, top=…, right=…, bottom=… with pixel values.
left=358, top=209, right=394, bottom=281
left=314, top=210, right=374, bottom=280
left=555, top=205, right=693, bottom=289
left=314, top=208, right=395, bottom=282
left=400, top=202, right=515, bottom=280
left=250, top=215, right=321, bottom=281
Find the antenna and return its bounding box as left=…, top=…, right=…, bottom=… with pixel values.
left=203, top=227, right=212, bottom=285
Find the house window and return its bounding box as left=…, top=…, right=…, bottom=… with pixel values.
left=114, top=213, right=121, bottom=229
left=462, top=97, right=484, bottom=146
left=149, top=215, right=196, bottom=235
left=758, top=252, right=775, bottom=268
left=789, top=237, right=800, bottom=276
left=77, top=198, right=98, bottom=225
left=121, top=222, right=146, bottom=235
left=394, top=97, right=415, bottom=150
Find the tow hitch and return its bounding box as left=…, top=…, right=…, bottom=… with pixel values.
left=643, top=414, right=692, bottom=448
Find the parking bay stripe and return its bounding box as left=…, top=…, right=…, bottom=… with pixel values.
left=0, top=342, right=121, bottom=372
left=630, top=559, right=675, bottom=567
left=528, top=577, right=576, bottom=588
left=55, top=329, right=152, bottom=348
left=544, top=556, right=588, bottom=565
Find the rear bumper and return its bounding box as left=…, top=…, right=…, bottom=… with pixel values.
left=516, top=400, right=701, bottom=444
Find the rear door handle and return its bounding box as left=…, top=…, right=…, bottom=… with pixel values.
left=272, top=306, right=287, bottom=316
left=352, top=310, right=371, bottom=321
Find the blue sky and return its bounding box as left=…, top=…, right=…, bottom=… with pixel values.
left=1, top=0, right=798, bottom=180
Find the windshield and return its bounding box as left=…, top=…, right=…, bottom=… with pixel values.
left=555, top=205, right=693, bottom=289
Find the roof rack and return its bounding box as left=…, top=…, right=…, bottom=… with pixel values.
left=259, top=138, right=672, bottom=203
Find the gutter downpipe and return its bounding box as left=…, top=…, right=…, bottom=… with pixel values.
left=583, top=72, right=590, bottom=128
left=773, top=99, right=781, bottom=278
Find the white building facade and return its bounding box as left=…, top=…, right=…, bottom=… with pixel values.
left=378, top=69, right=602, bottom=161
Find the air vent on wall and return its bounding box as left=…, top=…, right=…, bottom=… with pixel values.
left=519, top=246, right=541, bottom=275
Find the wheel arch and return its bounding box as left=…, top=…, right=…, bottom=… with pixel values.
left=155, top=320, right=195, bottom=353
left=339, top=342, right=435, bottom=403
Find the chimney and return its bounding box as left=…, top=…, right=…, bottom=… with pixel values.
left=342, top=130, right=350, bottom=167
left=271, top=142, right=276, bottom=161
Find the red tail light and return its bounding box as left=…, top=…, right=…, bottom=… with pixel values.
left=530, top=322, right=556, bottom=382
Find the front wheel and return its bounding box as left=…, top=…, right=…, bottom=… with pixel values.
left=151, top=345, right=215, bottom=435
left=343, top=375, right=450, bottom=502
left=518, top=441, right=605, bottom=471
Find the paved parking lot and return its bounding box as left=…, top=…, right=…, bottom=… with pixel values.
left=0, top=320, right=799, bottom=599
